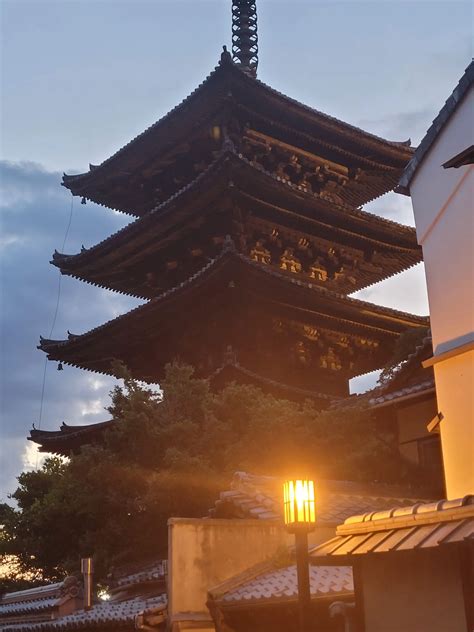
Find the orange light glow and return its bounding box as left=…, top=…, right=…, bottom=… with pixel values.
left=283, top=479, right=316, bottom=531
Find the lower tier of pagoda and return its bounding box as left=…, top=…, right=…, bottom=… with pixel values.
left=29, top=421, right=115, bottom=457
left=39, top=239, right=428, bottom=397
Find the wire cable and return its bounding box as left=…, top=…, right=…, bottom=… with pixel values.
left=35, top=194, right=75, bottom=466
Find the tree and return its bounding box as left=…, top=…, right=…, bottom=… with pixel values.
left=2, top=362, right=412, bottom=585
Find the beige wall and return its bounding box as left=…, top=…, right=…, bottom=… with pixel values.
left=167, top=517, right=335, bottom=630
left=435, top=351, right=474, bottom=498
left=362, top=548, right=468, bottom=632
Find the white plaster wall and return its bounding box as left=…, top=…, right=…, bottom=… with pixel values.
left=409, top=88, right=474, bottom=352
left=410, top=88, right=474, bottom=248
left=419, top=171, right=474, bottom=352
left=407, top=85, right=474, bottom=500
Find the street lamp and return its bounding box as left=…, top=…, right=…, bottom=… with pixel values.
left=283, top=479, right=316, bottom=632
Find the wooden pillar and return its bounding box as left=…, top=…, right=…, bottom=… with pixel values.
left=352, top=560, right=366, bottom=632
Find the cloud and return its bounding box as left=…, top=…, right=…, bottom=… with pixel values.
left=351, top=264, right=428, bottom=316
left=357, top=108, right=436, bottom=148
left=22, top=441, right=47, bottom=471
left=365, top=191, right=416, bottom=227
left=0, top=161, right=141, bottom=502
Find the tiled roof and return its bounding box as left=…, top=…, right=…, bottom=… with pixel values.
left=64, top=51, right=413, bottom=209
left=41, top=242, right=429, bottom=350
left=108, top=560, right=166, bottom=591
left=1, top=561, right=168, bottom=631
left=398, top=60, right=474, bottom=194
left=342, top=494, right=474, bottom=527
left=310, top=495, right=474, bottom=561
left=385, top=332, right=432, bottom=384
left=210, top=472, right=432, bottom=526
left=39, top=241, right=428, bottom=385
left=29, top=420, right=115, bottom=456
left=342, top=332, right=433, bottom=409
left=368, top=378, right=435, bottom=407
left=0, top=579, right=82, bottom=630
left=54, top=148, right=422, bottom=301
left=0, top=597, right=59, bottom=618
left=2, top=595, right=167, bottom=631
left=217, top=565, right=353, bottom=606
left=0, top=584, right=63, bottom=603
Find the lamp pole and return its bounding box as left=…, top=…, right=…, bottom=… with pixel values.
left=283, top=479, right=316, bottom=632
left=295, top=528, right=312, bottom=632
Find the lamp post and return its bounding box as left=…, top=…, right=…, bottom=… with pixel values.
left=81, top=557, right=94, bottom=611
left=283, top=479, right=316, bottom=632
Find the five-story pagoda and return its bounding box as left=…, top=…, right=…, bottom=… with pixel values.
left=38, top=1, right=427, bottom=408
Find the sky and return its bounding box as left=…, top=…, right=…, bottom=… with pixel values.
left=0, top=0, right=472, bottom=502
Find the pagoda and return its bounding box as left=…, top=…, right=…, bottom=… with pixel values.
left=38, top=1, right=427, bottom=407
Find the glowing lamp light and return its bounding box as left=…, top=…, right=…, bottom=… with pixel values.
left=283, top=479, right=316, bottom=532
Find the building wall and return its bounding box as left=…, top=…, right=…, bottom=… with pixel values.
left=410, top=88, right=474, bottom=268
left=396, top=396, right=444, bottom=490
left=409, top=85, right=474, bottom=499
left=396, top=396, right=438, bottom=462
left=435, top=351, right=474, bottom=498
left=167, top=517, right=335, bottom=630
left=375, top=395, right=443, bottom=489
left=362, top=548, right=468, bottom=632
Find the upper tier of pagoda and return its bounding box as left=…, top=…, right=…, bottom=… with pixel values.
left=55, top=148, right=422, bottom=298
left=62, top=49, right=413, bottom=217
left=39, top=239, right=428, bottom=399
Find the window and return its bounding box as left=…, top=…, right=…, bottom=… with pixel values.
left=417, top=435, right=443, bottom=470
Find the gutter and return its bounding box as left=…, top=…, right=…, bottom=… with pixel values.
left=369, top=386, right=435, bottom=409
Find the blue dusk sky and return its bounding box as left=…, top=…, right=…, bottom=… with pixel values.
left=0, top=0, right=472, bottom=501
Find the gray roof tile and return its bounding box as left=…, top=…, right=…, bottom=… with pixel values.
left=2, top=594, right=167, bottom=631
left=221, top=565, right=353, bottom=604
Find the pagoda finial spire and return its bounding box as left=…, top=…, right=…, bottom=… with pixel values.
left=231, top=1, right=258, bottom=77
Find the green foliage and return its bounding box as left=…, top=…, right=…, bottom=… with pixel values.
left=2, top=362, right=410, bottom=585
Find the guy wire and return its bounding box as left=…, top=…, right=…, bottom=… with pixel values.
left=36, top=194, right=75, bottom=467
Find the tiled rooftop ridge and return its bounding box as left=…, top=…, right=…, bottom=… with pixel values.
left=0, top=583, right=63, bottom=606
left=310, top=496, right=474, bottom=559
left=342, top=494, right=474, bottom=531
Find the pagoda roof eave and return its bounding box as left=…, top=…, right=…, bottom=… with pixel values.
left=28, top=420, right=116, bottom=456
left=39, top=243, right=429, bottom=382
left=53, top=150, right=422, bottom=298
left=62, top=51, right=414, bottom=208
left=29, top=419, right=114, bottom=439
left=47, top=244, right=429, bottom=340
